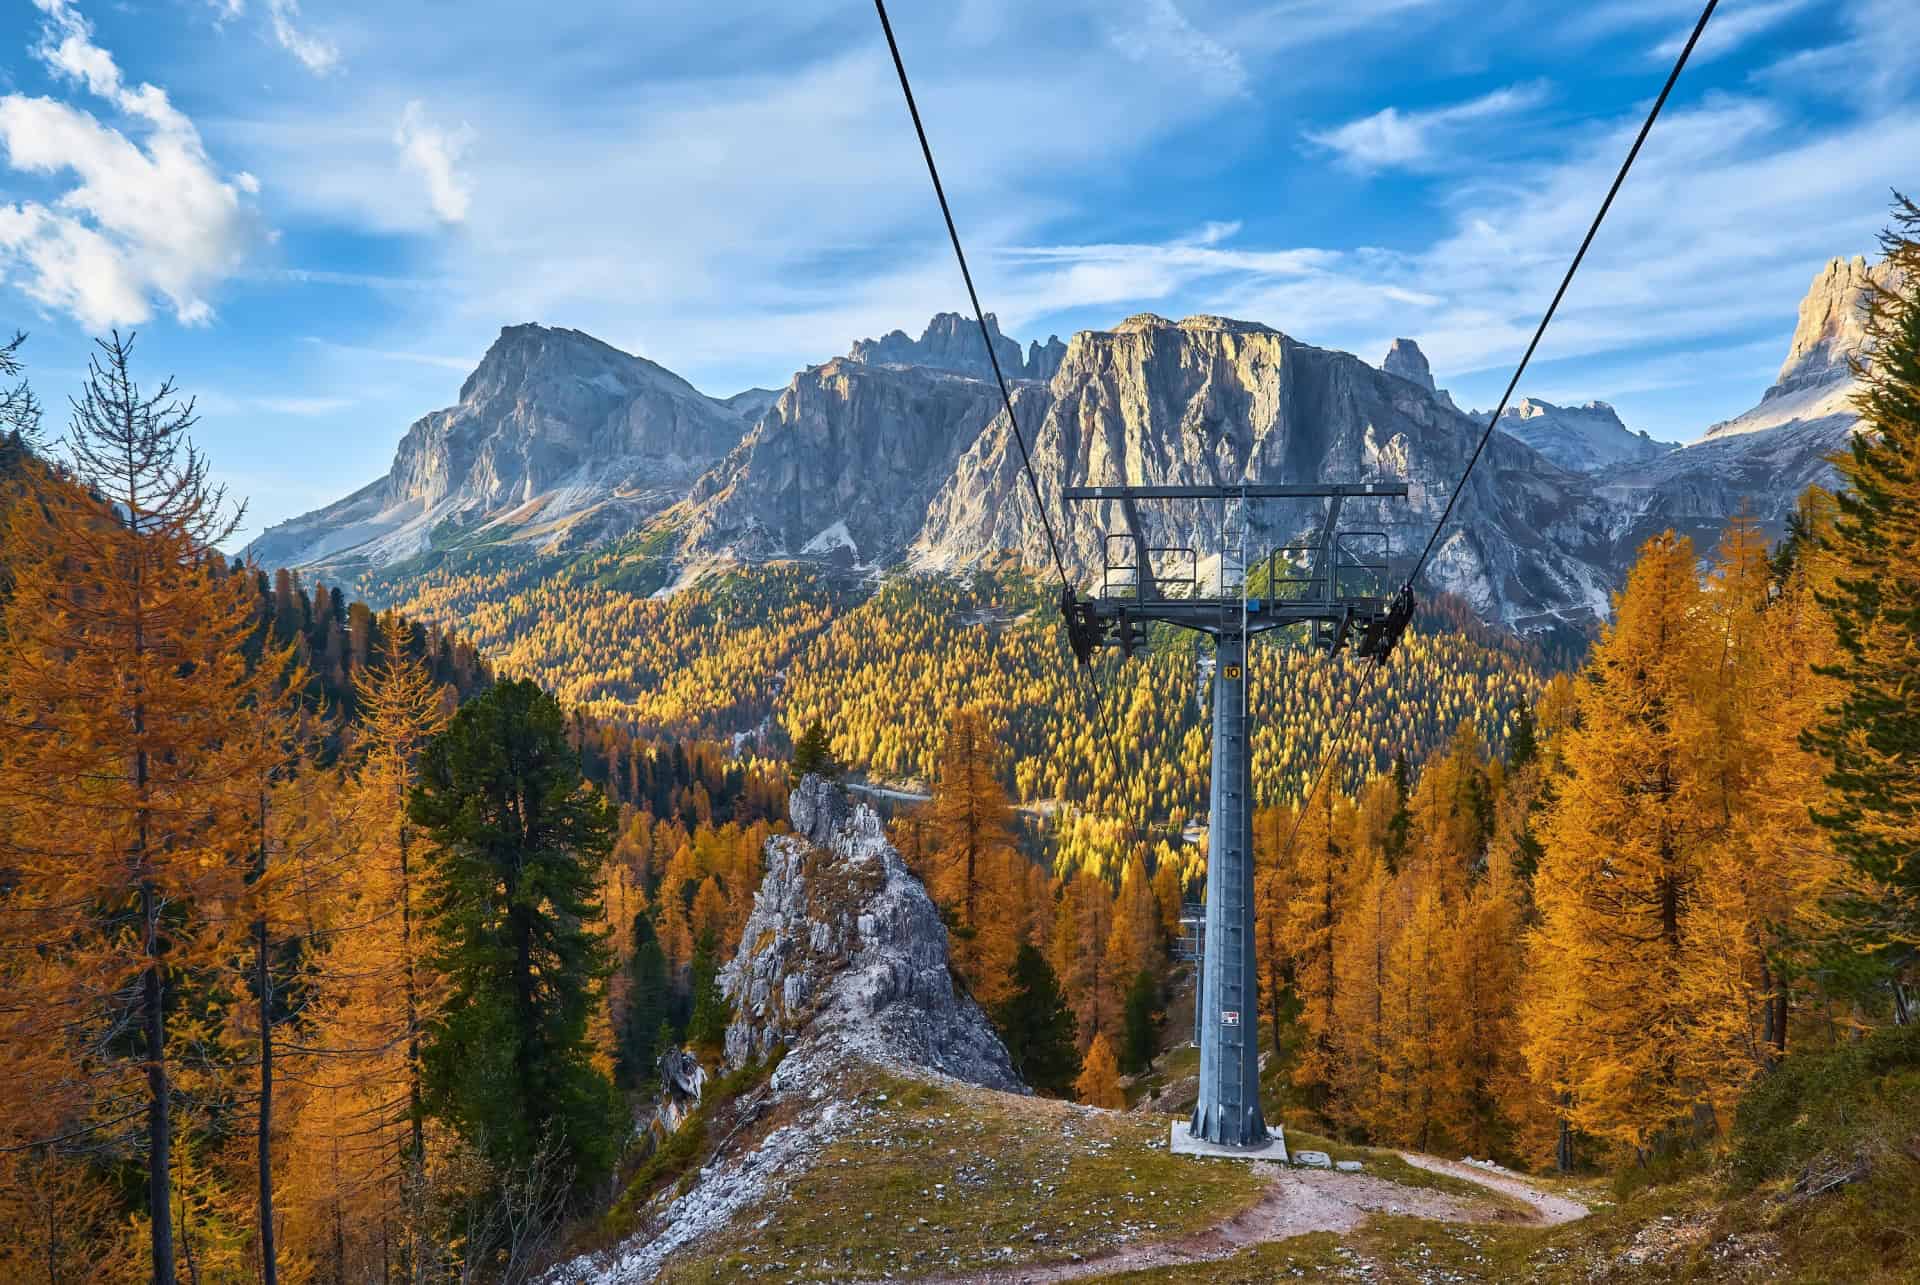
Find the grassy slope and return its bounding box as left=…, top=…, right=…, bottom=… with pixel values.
left=659, top=1075, right=1268, bottom=1282
left=1089, top=1024, right=1920, bottom=1284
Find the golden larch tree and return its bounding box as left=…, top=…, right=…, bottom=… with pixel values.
left=0, top=334, right=297, bottom=1283
left=1522, top=531, right=1717, bottom=1152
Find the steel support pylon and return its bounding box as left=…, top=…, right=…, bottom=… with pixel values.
left=1190, top=630, right=1266, bottom=1147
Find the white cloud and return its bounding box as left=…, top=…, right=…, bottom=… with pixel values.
left=1307, top=82, right=1550, bottom=173
left=266, top=0, right=340, bottom=75
left=1107, top=0, right=1247, bottom=97
left=394, top=101, right=475, bottom=225
left=0, top=0, right=260, bottom=328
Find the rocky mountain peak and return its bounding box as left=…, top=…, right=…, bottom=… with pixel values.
left=245, top=321, right=747, bottom=573
left=1026, top=335, right=1067, bottom=383
left=457, top=322, right=671, bottom=405
left=1771, top=254, right=1890, bottom=397
left=1701, top=253, right=1897, bottom=442
left=1382, top=338, right=1436, bottom=392
left=847, top=311, right=1027, bottom=381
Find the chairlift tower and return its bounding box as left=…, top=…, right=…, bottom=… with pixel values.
left=1059, top=482, right=1413, bottom=1148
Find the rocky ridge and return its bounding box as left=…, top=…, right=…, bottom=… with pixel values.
left=259, top=249, right=1892, bottom=637
left=910, top=314, right=1621, bottom=631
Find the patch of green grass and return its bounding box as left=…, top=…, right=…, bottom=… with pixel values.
left=1124, top=1043, right=1197, bottom=1108
left=597, top=1051, right=783, bottom=1243
left=662, top=1074, right=1268, bottom=1282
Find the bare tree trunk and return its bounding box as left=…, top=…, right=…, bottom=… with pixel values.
left=256, top=920, right=279, bottom=1285
left=143, top=881, right=176, bottom=1285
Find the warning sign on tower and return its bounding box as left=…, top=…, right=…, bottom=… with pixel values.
left=1222, top=1010, right=1240, bottom=1026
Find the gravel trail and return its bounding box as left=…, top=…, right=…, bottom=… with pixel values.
left=930, top=1150, right=1588, bottom=1284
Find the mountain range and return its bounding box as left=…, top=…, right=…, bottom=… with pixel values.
left=249, top=254, right=1889, bottom=636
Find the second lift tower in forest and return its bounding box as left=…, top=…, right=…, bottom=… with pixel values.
left=1061, top=482, right=1412, bottom=1149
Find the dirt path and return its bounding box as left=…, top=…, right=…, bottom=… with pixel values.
left=1396, top=1153, right=1590, bottom=1226
left=930, top=1152, right=1588, bottom=1284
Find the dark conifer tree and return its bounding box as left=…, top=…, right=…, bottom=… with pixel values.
left=411, top=678, right=621, bottom=1189
left=1120, top=968, right=1159, bottom=1075
left=790, top=719, right=842, bottom=785
left=992, top=944, right=1080, bottom=1096
left=685, top=932, right=730, bottom=1048
left=618, top=914, right=670, bottom=1087
left=1806, top=195, right=1920, bottom=1019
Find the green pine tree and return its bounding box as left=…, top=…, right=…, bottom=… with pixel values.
left=1507, top=705, right=1538, bottom=769
left=1120, top=968, right=1159, bottom=1075
left=686, top=932, right=731, bottom=1049
left=1806, top=195, right=1920, bottom=1018
left=411, top=678, right=621, bottom=1189
left=992, top=944, right=1081, bottom=1096
left=790, top=719, right=842, bottom=785
left=617, top=913, right=670, bottom=1088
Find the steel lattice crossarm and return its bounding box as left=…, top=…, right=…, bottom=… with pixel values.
left=1058, top=482, right=1414, bottom=664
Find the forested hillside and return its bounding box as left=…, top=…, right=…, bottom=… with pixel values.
left=363, top=548, right=1548, bottom=854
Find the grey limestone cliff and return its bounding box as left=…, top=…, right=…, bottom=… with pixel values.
left=718, top=775, right=1023, bottom=1095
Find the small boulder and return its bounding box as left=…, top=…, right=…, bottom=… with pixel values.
left=1336, top=1160, right=1364, bottom=1172
left=1294, top=1150, right=1333, bottom=1169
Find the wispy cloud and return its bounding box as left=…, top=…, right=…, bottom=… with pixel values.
left=300, top=336, right=477, bottom=371
left=265, top=0, right=340, bottom=75
left=1651, top=0, right=1806, bottom=64
left=394, top=100, right=474, bottom=224
left=1306, top=82, right=1551, bottom=174
left=1106, top=0, right=1247, bottom=97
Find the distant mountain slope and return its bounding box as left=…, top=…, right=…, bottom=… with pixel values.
left=673, top=357, right=1003, bottom=568
left=1483, top=398, right=1672, bottom=473
left=247, top=324, right=749, bottom=574
left=1588, top=254, right=1897, bottom=557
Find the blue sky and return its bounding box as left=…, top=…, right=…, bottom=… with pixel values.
left=1, top=0, right=1914, bottom=542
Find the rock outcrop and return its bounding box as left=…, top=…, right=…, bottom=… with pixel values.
left=1026, top=335, right=1068, bottom=382
left=1381, top=338, right=1435, bottom=392
left=718, top=775, right=1022, bottom=1095
left=1489, top=398, right=1671, bottom=473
